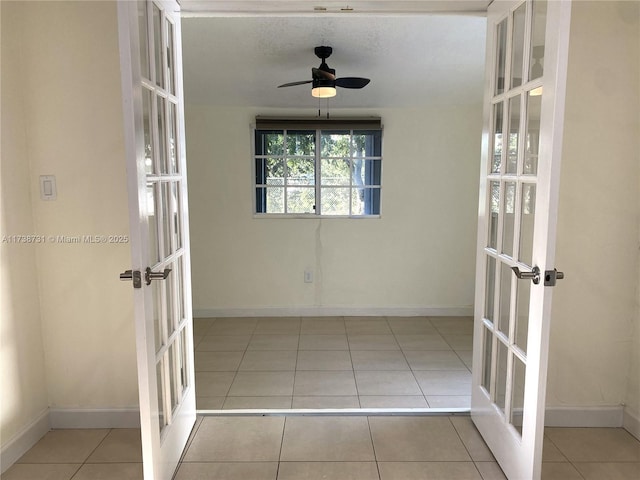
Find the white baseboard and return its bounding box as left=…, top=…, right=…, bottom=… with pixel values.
left=194, top=305, right=473, bottom=318
left=623, top=407, right=640, bottom=441
left=0, top=408, right=50, bottom=474
left=49, top=408, right=140, bottom=429
left=544, top=406, right=624, bottom=428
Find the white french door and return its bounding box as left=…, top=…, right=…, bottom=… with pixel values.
left=471, top=1, right=571, bottom=479
left=118, top=1, right=196, bottom=479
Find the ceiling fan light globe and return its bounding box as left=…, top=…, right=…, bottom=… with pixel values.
left=311, top=86, right=337, bottom=98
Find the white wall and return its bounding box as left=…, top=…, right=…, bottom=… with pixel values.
left=1, top=1, right=49, bottom=453
left=186, top=105, right=482, bottom=316
left=1, top=0, right=138, bottom=419
left=547, top=1, right=640, bottom=425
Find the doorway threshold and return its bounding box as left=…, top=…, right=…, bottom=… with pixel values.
left=197, top=407, right=471, bottom=416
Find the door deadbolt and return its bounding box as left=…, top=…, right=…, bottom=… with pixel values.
left=120, top=269, right=142, bottom=289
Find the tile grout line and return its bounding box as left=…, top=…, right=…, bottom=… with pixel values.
left=365, top=416, right=383, bottom=480
left=221, top=319, right=258, bottom=409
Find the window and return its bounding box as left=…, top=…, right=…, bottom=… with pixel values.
left=254, top=118, right=382, bottom=216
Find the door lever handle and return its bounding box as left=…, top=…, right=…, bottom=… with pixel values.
left=145, top=267, right=171, bottom=285
left=512, top=265, right=540, bottom=285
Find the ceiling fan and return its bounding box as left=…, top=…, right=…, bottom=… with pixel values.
left=278, top=46, right=371, bottom=98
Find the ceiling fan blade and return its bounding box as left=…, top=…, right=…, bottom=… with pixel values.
left=312, top=67, right=336, bottom=81
left=335, top=77, right=371, bottom=89
left=278, top=80, right=313, bottom=88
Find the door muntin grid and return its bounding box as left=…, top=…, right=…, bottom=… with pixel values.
left=140, top=0, right=189, bottom=437
left=480, top=0, right=546, bottom=437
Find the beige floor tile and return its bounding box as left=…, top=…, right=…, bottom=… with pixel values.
left=86, top=429, right=142, bottom=463
left=458, top=350, right=473, bottom=370
left=281, top=417, right=375, bottom=461
left=17, top=429, right=110, bottom=464
left=222, top=396, right=292, bottom=409
left=196, top=396, right=225, bottom=409
left=193, top=318, right=215, bottom=336
left=174, top=462, right=278, bottom=480
left=414, top=370, right=472, bottom=395
left=254, top=317, right=301, bottom=334
left=194, top=372, right=235, bottom=396
left=450, top=417, right=494, bottom=461
left=228, top=371, right=295, bottom=396
left=248, top=334, right=299, bottom=350
left=474, top=461, right=507, bottom=480
left=359, top=395, right=428, bottom=408
left=278, top=461, right=379, bottom=479
left=542, top=435, right=568, bottom=462
left=540, top=462, right=583, bottom=479
left=395, top=334, right=450, bottom=350
left=442, top=334, right=474, bottom=351
left=196, top=335, right=251, bottom=351
left=296, top=350, right=353, bottom=370
left=300, top=317, right=346, bottom=334
left=1, top=464, right=81, bottom=480
left=195, top=351, right=244, bottom=371
left=430, top=317, right=474, bottom=334
left=369, top=417, right=470, bottom=461
left=387, top=317, right=437, bottom=334
left=292, top=395, right=361, bottom=408
left=294, top=371, right=358, bottom=396
left=426, top=395, right=471, bottom=408
left=70, top=463, right=143, bottom=480
left=208, top=318, right=258, bottom=335
left=348, top=334, right=400, bottom=350
left=345, top=318, right=392, bottom=334
left=238, top=350, right=297, bottom=371
left=183, top=417, right=285, bottom=462
left=299, top=334, right=349, bottom=350
left=378, top=461, right=482, bottom=479
left=355, top=371, right=422, bottom=395
left=573, top=462, right=640, bottom=479
left=545, top=427, right=640, bottom=462
left=351, top=351, right=410, bottom=370
left=404, top=350, right=468, bottom=370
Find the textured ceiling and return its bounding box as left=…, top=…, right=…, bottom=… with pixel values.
left=181, top=14, right=487, bottom=109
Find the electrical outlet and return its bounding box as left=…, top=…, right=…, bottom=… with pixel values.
left=304, top=269, right=313, bottom=283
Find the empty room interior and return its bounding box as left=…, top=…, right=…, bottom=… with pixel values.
left=1, top=0, right=640, bottom=479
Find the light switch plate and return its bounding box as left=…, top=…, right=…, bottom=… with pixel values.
left=40, top=175, right=57, bottom=201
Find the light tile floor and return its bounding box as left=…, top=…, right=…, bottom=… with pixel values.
left=5, top=417, right=640, bottom=479
left=194, top=316, right=474, bottom=410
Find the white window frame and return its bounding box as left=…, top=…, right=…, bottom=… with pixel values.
left=252, top=125, right=383, bottom=218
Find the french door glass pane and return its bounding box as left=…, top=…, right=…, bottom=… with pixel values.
left=161, top=182, right=172, bottom=256
left=165, top=268, right=175, bottom=336
left=179, top=329, right=188, bottom=396
left=519, top=183, right=536, bottom=265
left=137, top=1, right=150, bottom=80
left=168, top=101, right=178, bottom=173
left=156, top=359, right=166, bottom=433
left=510, top=3, right=527, bottom=88
left=152, top=4, right=163, bottom=88
left=511, top=355, right=526, bottom=434
left=507, top=96, right=520, bottom=174
left=147, top=183, right=159, bottom=264
left=515, top=278, right=530, bottom=353
left=502, top=182, right=517, bottom=257
left=482, top=325, right=494, bottom=392
left=498, top=262, right=513, bottom=336
left=168, top=343, right=178, bottom=414
left=495, top=18, right=507, bottom=95
left=175, top=256, right=185, bottom=322
left=170, top=182, right=182, bottom=251
left=488, top=181, right=500, bottom=249
left=529, top=0, right=547, bottom=81
left=152, top=278, right=163, bottom=352
left=485, top=255, right=497, bottom=322
left=157, top=96, right=167, bottom=174
left=142, top=89, right=154, bottom=174
left=525, top=93, right=542, bottom=175
left=166, top=20, right=176, bottom=95
left=496, top=340, right=509, bottom=413
left=491, top=102, right=504, bottom=173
